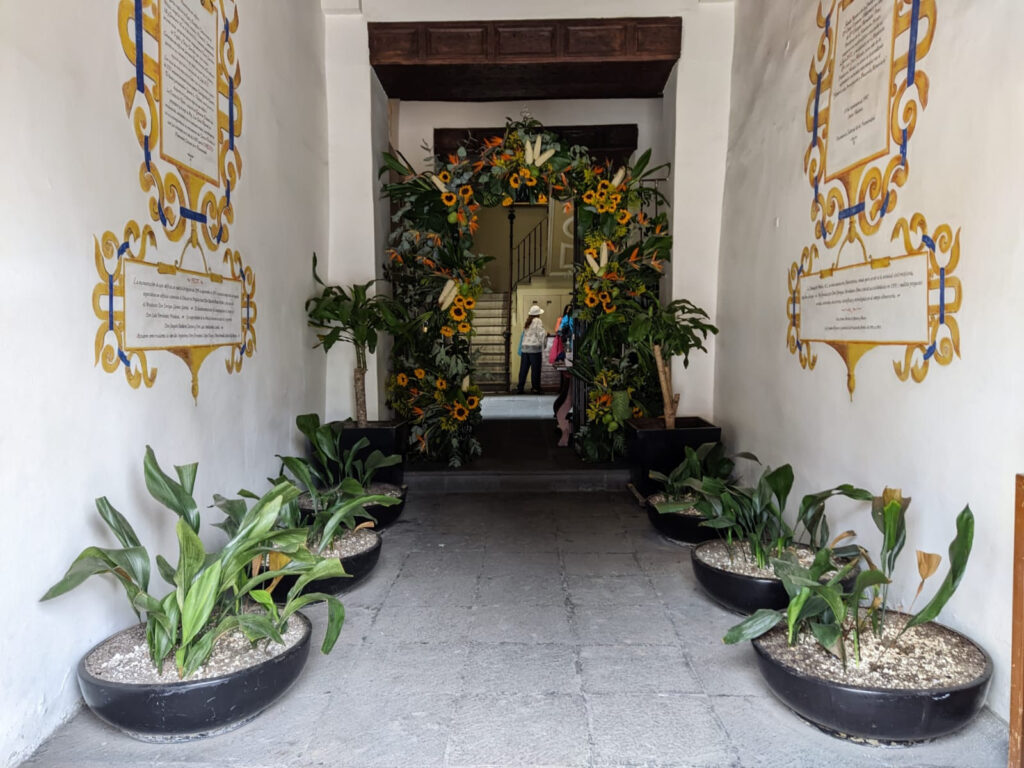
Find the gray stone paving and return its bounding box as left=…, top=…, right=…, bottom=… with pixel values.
left=23, top=491, right=1008, bottom=768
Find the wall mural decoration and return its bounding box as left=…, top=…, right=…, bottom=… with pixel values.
left=788, top=0, right=961, bottom=396
left=93, top=0, right=254, bottom=401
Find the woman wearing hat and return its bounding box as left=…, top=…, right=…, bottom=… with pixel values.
left=517, top=304, right=547, bottom=394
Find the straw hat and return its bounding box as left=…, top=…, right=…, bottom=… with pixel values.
left=528, top=305, right=544, bottom=316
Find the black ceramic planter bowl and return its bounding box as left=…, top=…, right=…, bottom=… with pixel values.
left=752, top=626, right=993, bottom=743
left=691, top=543, right=787, bottom=614
left=364, top=487, right=407, bottom=530
left=273, top=531, right=382, bottom=600
left=330, top=420, right=410, bottom=486
left=77, top=612, right=312, bottom=742
left=691, top=542, right=860, bottom=615
left=625, top=417, right=722, bottom=497
left=646, top=501, right=717, bottom=544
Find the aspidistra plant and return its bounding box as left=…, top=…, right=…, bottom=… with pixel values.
left=42, top=447, right=348, bottom=679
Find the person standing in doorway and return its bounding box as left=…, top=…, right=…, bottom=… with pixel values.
left=517, top=304, right=547, bottom=394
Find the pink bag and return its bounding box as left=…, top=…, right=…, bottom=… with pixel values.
left=548, top=334, right=564, bottom=364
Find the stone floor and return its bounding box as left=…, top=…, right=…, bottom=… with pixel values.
left=24, top=490, right=1008, bottom=768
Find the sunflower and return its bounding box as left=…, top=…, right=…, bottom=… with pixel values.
left=520, top=167, right=532, bottom=179
left=596, top=203, right=609, bottom=214
left=459, top=184, right=473, bottom=201
left=441, top=192, right=457, bottom=207
left=597, top=291, right=611, bottom=303
left=414, top=368, right=426, bottom=379
left=463, top=296, right=476, bottom=309
left=603, top=303, right=617, bottom=313
left=436, top=378, right=448, bottom=391
left=509, top=173, right=521, bottom=189
left=610, top=193, right=622, bottom=206
left=524, top=175, right=537, bottom=187
left=450, top=305, right=467, bottom=321
left=537, top=193, right=547, bottom=204
left=466, top=395, right=480, bottom=409
left=438, top=170, right=452, bottom=183
left=584, top=293, right=599, bottom=307
left=502, top=196, right=513, bottom=207
left=584, top=247, right=598, bottom=260
left=458, top=321, right=472, bottom=334
left=617, top=210, right=631, bottom=224
left=632, top=405, right=643, bottom=418
left=441, top=325, right=454, bottom=338
left=582, top=190, right=596, bottom=204
left=452, top=403, right=469, bottom=421
left=396, top=373, right=409, bottom=386
left=597, top=179, right=611, bottom=193
left=453, top=294, right=466, bottom=307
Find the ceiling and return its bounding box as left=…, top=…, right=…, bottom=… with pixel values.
left=368, top=17, right=682, bottom=101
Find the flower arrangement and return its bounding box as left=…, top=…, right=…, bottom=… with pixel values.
left=379, top=118, right=710, bottom=463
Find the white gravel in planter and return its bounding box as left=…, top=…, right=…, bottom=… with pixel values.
left=756, top=613, right=988, bottom=689
left=695, top=540, right=821, bottom=579
left=646, top=491, right=702, bottom=517
left=321, top=526, right=380, bottom=559
left=85, top=617, right=307, bottom=685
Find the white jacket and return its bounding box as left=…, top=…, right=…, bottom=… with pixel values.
left=521, top=317, right=547, bottom=353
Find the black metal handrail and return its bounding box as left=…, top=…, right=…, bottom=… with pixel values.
left=510, top=217, right=548, bottom=291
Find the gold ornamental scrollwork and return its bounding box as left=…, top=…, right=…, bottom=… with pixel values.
left=99, top=0, right=253, bottom=400
left=786, top=213, right=961, bottom=397
left=805, top=0, right=936, bottom=252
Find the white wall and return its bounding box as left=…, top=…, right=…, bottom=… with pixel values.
left=323, top=15, right=390, bottom=422
left=0, top=1, right=329, bottom=763
left=667, top=4, right=735, bottom=420
left=717, top=0, right=1024, bottom=719
left=354, top=0, right=701, bottom=21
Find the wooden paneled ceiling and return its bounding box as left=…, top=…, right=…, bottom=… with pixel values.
left=368, top=18, right=682, bottom=101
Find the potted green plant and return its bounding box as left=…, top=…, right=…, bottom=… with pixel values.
left=40, top=447, right=347, bottom=742
left=622, top=295, right=720, bottom=495
left=645, top=443, right=752, bottom=544
left=688, top=462, right=871, bottom=614
left=723, top=491, right=991, bottom=743
left=258, top=448, right=400, bottom=594
left=305, top=254, right=410, bottom=477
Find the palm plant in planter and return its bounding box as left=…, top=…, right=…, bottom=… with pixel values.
left=687, top=462, right=872, bottom=614
left=41, top=447, right=347, bottom=742
left=723, top=490, right=989, bottom=743
left=623, top=295, right=719, bottom=494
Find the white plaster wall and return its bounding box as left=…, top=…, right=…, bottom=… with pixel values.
left=717, top=0, right=1024, bottom=719
left=668, top=4, right=735, bottom=420
left=396, top=99, right=668, bottom=175
left=357, top=0, right=701, bottom=22
left=323, top=14, right=389, bottom=422
left=0, top=1, right=329, bottom=763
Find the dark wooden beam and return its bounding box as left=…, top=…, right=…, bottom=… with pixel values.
left=369, top=18, right=681, bottom=102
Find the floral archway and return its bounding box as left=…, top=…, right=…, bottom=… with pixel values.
left=381, top=118, right=675, bottom=466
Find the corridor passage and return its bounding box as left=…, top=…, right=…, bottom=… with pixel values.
left=25, top=491, right=1007, bottom=767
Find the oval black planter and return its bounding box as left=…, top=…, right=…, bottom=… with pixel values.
left=691, top=542, right=859, bottom=615
left=752, top=626, right=993, bottom=743
left=273, top=532, right=382, bottom=600
left=646, top=501, right=717, bottom=544
left=77, top=612, right=312, bottom=742
left=364, top=487, right=407, bottom=530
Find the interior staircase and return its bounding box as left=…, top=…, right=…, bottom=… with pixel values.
left=473, top=292, right=510, bottom=394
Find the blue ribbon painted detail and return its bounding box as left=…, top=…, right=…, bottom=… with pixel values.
left=812, top=74, right=821, bottom=148
left=939, top=267, right=946, bottom=324
left=118, top=349, right=132, bottom=368
left=922, top=343, right=935, bottom=360
left=880, top=190, right=890, bottom=218
left=908, top=0, right=921, bottom=87
left=900, top=128, right=908, bottom=166
left=117, top=241, right=130, bottom=257
left=225, top=181, right=231, bottom=207
left=108, top=274, right=115, bottom=331
left=229, top=78, right=235, bottom=151
left=922, top=234, right=936, bottom=251
left=825, top=13, right=831, bottom=33
left=838, top=202, right=865, bottom=220
left=144, top=134, right=152, bottom=172
left=134, top=0, right=144, bottom=93
left=180, top=206, right=208, bottom=224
